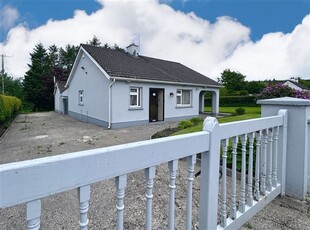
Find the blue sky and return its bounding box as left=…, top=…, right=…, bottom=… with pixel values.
left=1, top=0, right=310, bottom=80
left=1, top=0, right=309, bottom=42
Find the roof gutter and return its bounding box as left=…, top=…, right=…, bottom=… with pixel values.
left=111, top=76, right=223, bottom=88
left=108, top=78, right=116, bottom=129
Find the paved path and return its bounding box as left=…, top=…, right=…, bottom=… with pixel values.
left=0, top=112, right=309, bottom=229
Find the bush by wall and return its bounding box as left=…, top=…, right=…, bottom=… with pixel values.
left=205, top=96, right=258, bottom=107
left=0, top=95, right=22, bottom=125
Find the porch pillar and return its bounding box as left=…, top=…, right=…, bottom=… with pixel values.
left=211, top=90, right=219, bottom=115
left=258, top=97, right=310, bottom=200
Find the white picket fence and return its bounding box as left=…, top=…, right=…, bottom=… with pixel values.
left=0, top=110, right=288, bottom=230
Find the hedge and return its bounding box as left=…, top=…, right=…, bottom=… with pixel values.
left=205, top=96, right=258, bottom=107
left=0, top=95, right=22, bottom=124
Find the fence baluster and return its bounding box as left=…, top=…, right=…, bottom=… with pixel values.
left=145, top=166, right=156, bottom=230
left=27, top=199, right=41, bottom=230
left=247, top=132, right=255, bottom=207
left=272, top=126, right=280, bottom=187
left=255, top=131, right=262, bottom=200
left=239, top=134, right=247, bottom=213
left=230, top=136, right=238, bottom=219
left=78, top=185, right=91, bottom=230
left=115, top=175, right=127, bottom=230
left=220, top=139, right=228, bottom=227
left=267, top=129, right=273, bottom=192
left=260, top=129, right=268, bottom=195
left=186, top=155, right=196, bottom=230
left=168, top=160, right=178, bottom=230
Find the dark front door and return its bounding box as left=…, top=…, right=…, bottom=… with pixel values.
left=63, top=98, right=68, bottom=114
left=149, top=88, right=164, bottom=122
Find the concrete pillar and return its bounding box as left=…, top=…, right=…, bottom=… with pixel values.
left=211, top=90, right=219, bottom=115
left=257, top=97, right=310, bottom=199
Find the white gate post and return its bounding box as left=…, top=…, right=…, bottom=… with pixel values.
left=199, top=117, right=220, bottom=229
left=258, top=97, right=310, bottom=199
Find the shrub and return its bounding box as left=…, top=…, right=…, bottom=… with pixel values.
left=0, top=95, right=22, bottom=125
left=177, top=120, right=194, bottom=130
left=235, top=107, right=245, bottom=115
left=205, top=96, right=257, bottom=107
left=189, top=117, right=202, bottom=126
left=258, top=84, right=295, bottom=99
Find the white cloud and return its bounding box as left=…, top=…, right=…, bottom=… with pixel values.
left=0, top=5, right=19, bottom=29
left=1, top=0, right=310, bottom=81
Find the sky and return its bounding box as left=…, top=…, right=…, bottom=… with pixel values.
left=0, top=0, right=310, bottom=81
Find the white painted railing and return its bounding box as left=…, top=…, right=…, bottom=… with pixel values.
left=215, top=109, right=288, bottom=230
left=0, top=110, right=288, bottom=230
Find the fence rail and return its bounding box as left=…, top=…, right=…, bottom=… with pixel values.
left=0, top=110, right=288, bottom=230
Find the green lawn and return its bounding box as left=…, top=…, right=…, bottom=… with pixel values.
left=173, top=106, right=261, bottom=136
left=204, top=106, right=261, bottom=114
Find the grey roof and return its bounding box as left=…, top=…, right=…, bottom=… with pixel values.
left=81, top=44, right=221, bottom=87
left=57, top=81, right=67, bottom=93
left=285, top=80, right=309, bottom=90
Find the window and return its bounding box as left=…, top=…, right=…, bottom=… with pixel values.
left=78, top=90, right=84, bottom=105
left=130, top=87, right=142, bottom=108
left=176, top=89, right=191, bottom=106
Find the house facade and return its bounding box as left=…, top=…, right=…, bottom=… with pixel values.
left=62, top=44, right=221, bottom=129
left=54, top=81, right=68, bottom=114
left=283, top=80, right=309, bottom=91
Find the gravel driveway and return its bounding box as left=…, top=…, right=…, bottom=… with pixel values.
left=1, top=112, right=310, bottom=229
left=1, top=112, right=202, bottom=229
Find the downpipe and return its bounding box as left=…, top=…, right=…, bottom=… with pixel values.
left=108, top=78, right=116, bottom=129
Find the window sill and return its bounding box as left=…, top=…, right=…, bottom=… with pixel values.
left=175, top=105, right=192, bottom=109
left=128, top=107, right=143, bottom=111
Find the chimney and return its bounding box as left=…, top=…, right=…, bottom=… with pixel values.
left=126, top=43, right=140, bottom=57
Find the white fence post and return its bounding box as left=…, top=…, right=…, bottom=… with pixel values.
left=26, top=199, right=41, bottom=230
left=199, top=117, right=220, bottom=229
left=258, top=97, right=308, bottom=199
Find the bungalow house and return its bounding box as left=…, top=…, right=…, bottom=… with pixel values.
left=282, top=80, right=309, bottom=91
left=62, top=43, right=221, bottom=128
left=54, top=81, right=68, bottom=114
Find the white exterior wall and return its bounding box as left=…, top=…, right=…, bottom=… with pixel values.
left=283, top=81, right=303, bottom=91
left=54, top=87, right=61, bottom=113
left=67, top=51, right=110, bottom=126
left=110, top=81, right=204, bottom=128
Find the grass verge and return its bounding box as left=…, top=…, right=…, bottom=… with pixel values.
left=173, top=113, right=261, bottom=135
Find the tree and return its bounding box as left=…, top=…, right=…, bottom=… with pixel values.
left=1, top=73, right=24, bottom=100
left=87, top=35, right=101, bottom=47
left=218, top=69, right=246, bottom=92
left=59, top=44, right=79, bottom=75
left=24, top=43, right=50, bottom=110
left=246, top=81, right=266, bottom=95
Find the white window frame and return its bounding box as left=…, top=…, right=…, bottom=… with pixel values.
left=176, top=89, right=192, bottom=107
left=78, top=90, right=84, bottom=106
left=129, top=87, right=142, bottom=108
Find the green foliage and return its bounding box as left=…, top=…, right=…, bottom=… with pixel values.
left=226, top=138, right=257, bottom=171
left=87, top=35, right=101, bottom=47
left=0, top=95, right=22, bottom=125
left=24, top=43, right=52, bottom=111
left=177, top=120, right=194, bottom=130
left=218, top=69, right=246, bottom=91
left=190, top=117, right=203, bottom=126
left=258, top=84, right=295, bottom=99
left=246, top=81, right=266, bottom=94
left=235, top=107, right=245, bottom=115
left=205, top=96, right=257, bottom=107
left=0, top=73, right=24, bottom=100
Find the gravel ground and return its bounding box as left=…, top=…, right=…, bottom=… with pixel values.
left=0, top=112, right=309, bottom=230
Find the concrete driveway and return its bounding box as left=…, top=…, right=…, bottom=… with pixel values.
left=0, top=112, right=179, bottom=164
